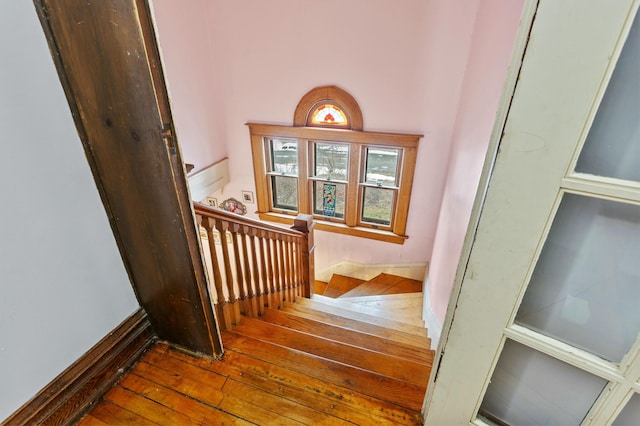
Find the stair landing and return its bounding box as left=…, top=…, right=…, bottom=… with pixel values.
left=314, top=272, right=426, bottom=329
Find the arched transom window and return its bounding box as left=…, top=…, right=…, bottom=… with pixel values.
left=248, top=85, right=420, bottom=244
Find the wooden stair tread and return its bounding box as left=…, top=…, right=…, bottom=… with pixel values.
left=338, top=273, right=423, bottom=298
left=219, top=332, right=427, bottom=415
left=232, top=317, right=430, bottom=386
left=303, top=296, right=428, bottom=335
left=259, top=308, right=433, bottom=364
left=339, top=293, right=425, bottom=327
left=282, top=301, right=432, bottom=349
left=322, top=274, right=366, bottom=298
left=315, top=293, right=425, bottom=328
left=339, top=291, right=424, bottom=303
left=314, top=280, right=328, bottom=295
left=383, top=276, right=423, bottom=294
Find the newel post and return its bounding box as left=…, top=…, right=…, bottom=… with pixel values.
left=292, top=214, right=315, bottom=298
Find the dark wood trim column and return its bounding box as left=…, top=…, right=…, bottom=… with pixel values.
left=33, top=0, right=222, bottom=356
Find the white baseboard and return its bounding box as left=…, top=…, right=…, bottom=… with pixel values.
left=316, top=261, right=429, bottom=283
left=422, top=277, right=442, bottom=347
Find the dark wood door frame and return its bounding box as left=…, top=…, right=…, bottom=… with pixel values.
left=34, top=0, right=222, bottom=356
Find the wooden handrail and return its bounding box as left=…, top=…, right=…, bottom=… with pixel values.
left=194, top=203, right=305, bottom=237
left=194, top=202, right=315, bottom=330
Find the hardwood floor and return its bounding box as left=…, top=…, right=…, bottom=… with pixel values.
left=79, top=340, right=424, bottom=425
left=78, top=274, right=432, bottom=425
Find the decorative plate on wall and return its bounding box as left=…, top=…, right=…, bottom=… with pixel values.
left=219, top=198, right=247, bottom=215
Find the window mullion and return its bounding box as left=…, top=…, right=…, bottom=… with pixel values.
left=252, top=134, right=270, bottom=213
left=393, top=146, right=417, bottom=236
left=298, top=139, right=309, bottom=213
left=345, top=143, right=360, bottom=227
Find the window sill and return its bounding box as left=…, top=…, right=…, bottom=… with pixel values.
left=257, top=212, right=408, bottom=244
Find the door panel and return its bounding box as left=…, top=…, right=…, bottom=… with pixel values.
left=424, top=1, right=640, bottom=424
left=515, top=194, right=640, bottom=363
left=480, top=339, right=608, bottom=425
left=613, top=394, right=640, bottom=425
left=575, top=12, right=639, bottom=183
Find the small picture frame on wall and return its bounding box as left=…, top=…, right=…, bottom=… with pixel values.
left=242, top=191, right=254, bottom=203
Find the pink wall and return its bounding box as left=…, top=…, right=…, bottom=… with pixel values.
left=151, top=0, right=226, bottom=171
left=151, top=0, right=489, bottom=271
left=428, top=0, right=524, bottom=323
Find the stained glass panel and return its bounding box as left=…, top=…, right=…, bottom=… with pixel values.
left=310, top=104, right=348, bottom=126
left=312, top=181, right=345, bottom=218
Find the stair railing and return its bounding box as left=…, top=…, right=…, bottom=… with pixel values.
left=194, top=202, right=315, bottom=330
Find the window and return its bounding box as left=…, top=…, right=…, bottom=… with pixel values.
left=249, top=86, right=421, bottom=244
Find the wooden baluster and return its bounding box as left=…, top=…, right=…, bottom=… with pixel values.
left=201, top=217, right=232, bottom=330
left=257, top=230, right=271, bottom=310
left=264, top=232, right=277, bottom=309
left=277, top=238, right=287, bottom=302
left=281, top=237, right=290, bottom=302
left=240, top=225, right=258, bottom=317
left=290, top=237, right=298, bottom=299
left=270, top=232, right=282, bottom=308
left=296, top=238, right=304, bottom=298
left=292, top=214, right=315, bottom=298
left=248, top=227, right=265, bottom=315
left=233, top=227, right=248, bottom=316
left=229, top=223, right=250, bottom=318
left=286, top=237, right=295, bottom=302
left=215, top=219, right=241, bottom=325
left=216, top=219, right=240, bottom=325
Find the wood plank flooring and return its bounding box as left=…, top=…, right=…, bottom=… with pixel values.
left=78, top=341, right=424, bottom=425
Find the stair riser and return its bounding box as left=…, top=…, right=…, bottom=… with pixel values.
left=222, top=332, right=427, bottom=414
left=234, top=318, right=430, bottom=386
left=282, top=302, right=431, bottom=348
left=262, top=309, right=433, bottom=364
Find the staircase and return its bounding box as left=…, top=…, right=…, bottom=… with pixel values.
left=77, top=272, right=434, bottom=425
left=95, top=205, right=431, bottom=424
left=219, top=272, right=434, bottom=424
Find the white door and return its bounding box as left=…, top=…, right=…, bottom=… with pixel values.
left=425, top=0, right=640, bottom=424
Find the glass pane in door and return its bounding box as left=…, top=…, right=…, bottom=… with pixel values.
left=613, top=393, right=640, bottom=425
left=480, top=339, right=608, bottom=425
left=575, top=11, right=639, bottom=182
left=516, top=194, right=640, bottom=362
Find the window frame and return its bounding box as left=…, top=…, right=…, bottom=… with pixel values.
left=249, top=123, right=420, bottom=244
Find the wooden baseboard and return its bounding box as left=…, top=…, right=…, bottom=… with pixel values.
left=3, top=308, right=155, bottom=426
